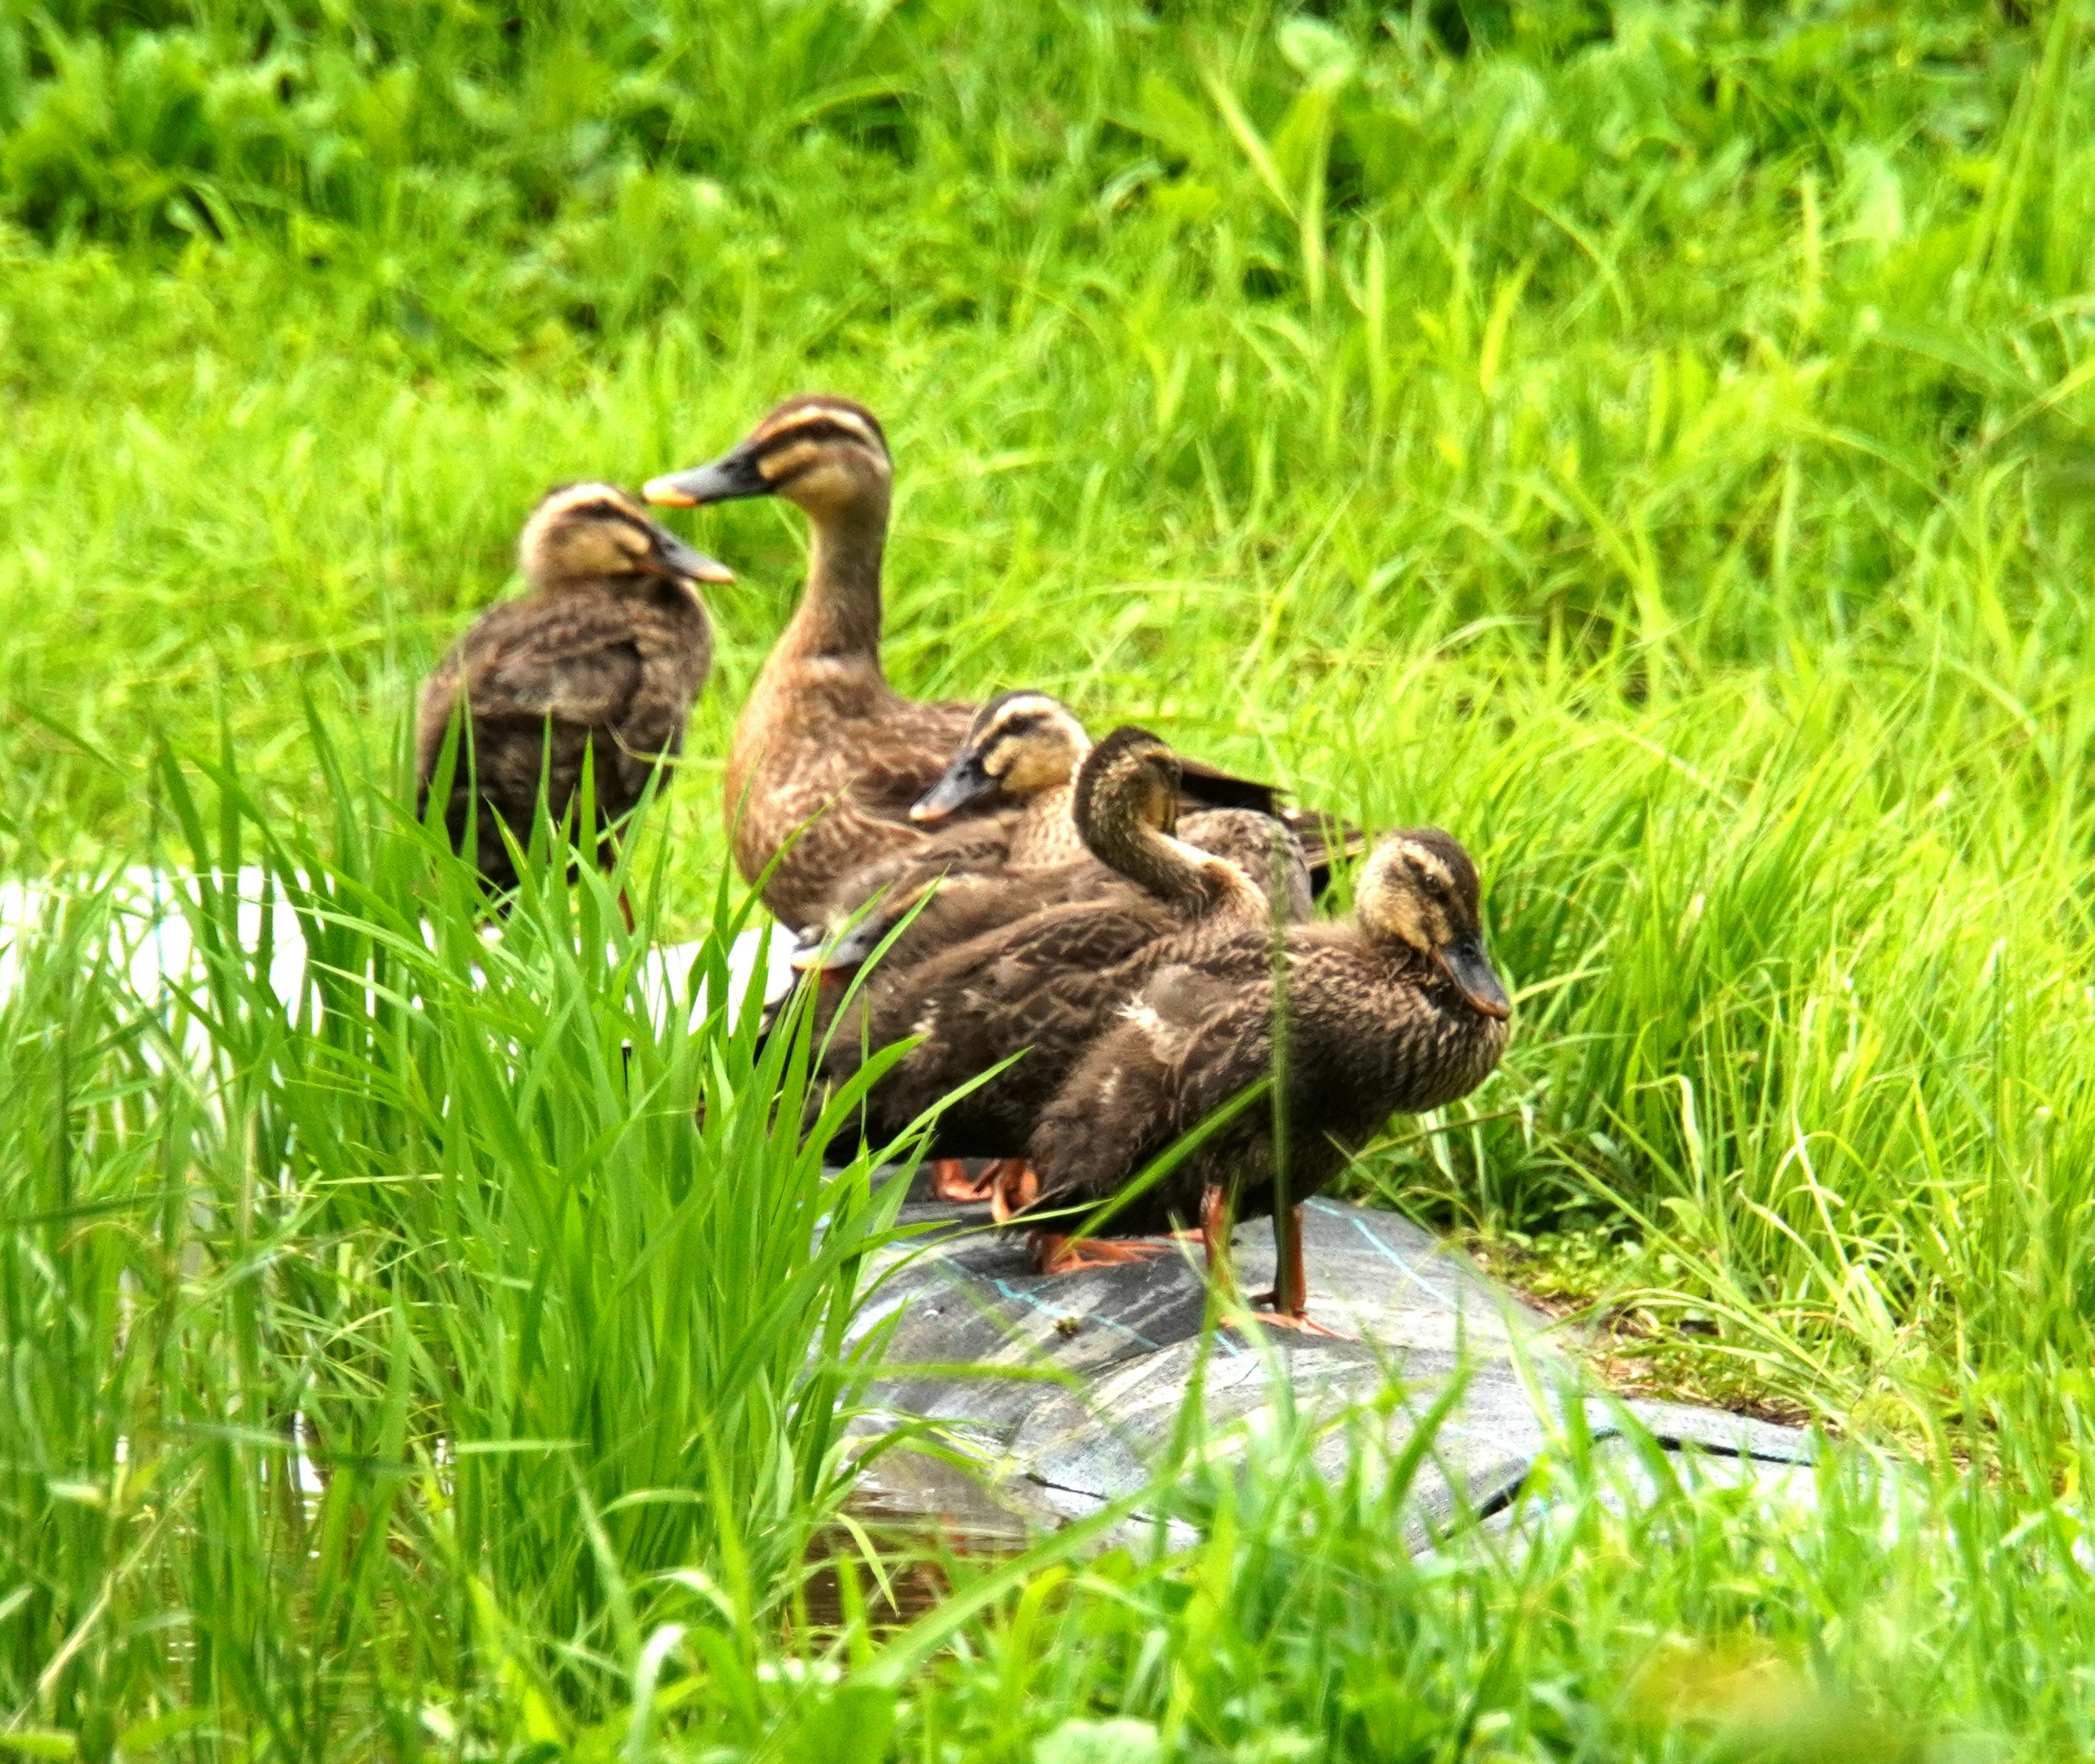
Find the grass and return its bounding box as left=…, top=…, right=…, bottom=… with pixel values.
left=9, top=0, right=2095, bottom=1754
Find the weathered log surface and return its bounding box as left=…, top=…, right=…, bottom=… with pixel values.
left=851, top=1177, right=1818, bottom=1543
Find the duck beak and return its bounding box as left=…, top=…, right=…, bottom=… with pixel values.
left=1434, top=935, right=1512, bottom=1021
left=648, top=522, right=734, bottom=587
left=644, top=443, right=772, bottom=508
left=911, top=749, right=999, bottom=823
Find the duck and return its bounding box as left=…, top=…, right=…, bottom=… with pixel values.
left=807, top=705, right=1313, bottom=1204
left=800, top=690, right=1313, bottom=977
left=912, top=689, right=1096, bottom=868
left=414, top=482, right=732, bottom=904
left=812, top=726, right=1291, bottom=1180
left=642, top=397, right=1322, bottom=926
left=1003, top=828, right=1512, bottom=1327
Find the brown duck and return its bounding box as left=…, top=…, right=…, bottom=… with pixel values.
left=642, top=397, right=1326, bottom=926
left=912, top=691, right=1357, bottom=898
left=415, top=482, right=731, bottom=900
left=1005, top=829, right=1512, bottom=1326
left=806, top=705, right=1311, bottom=1204
left=802, top=691, right=1313, bottom=976
left=813, top=726, right=1290, bottom=1177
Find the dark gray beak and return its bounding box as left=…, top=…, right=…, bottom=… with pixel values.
left=1434, top=935, right=1512, bottom=1021
left=792, top=919, right=881, bottom=975
left=646, top=519, right=733, bottom=585
left=911, top=748, right=1001, bottom=823
left=644, top=444, right=772, bottom=508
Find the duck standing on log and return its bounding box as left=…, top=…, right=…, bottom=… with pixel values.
left=415, top=482, right=732, bottom=910
left=812, top=728, right=1303, bottom=1193
left=1003, top=829, right=1512, bottom=1330
left=642, top=397, right=1337, bottom=928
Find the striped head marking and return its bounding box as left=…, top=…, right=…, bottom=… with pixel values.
left=645, top=395, right=890, bottom=519
left=1360, top=828, right=1510, bottom=1019
left=969, top=692, right=1092, bottom=797
left=1358, top=828, right=1479, bottom=950
left=519, top=482, right=732, bottom=591
left=913, top=691, right=1093, bottom=822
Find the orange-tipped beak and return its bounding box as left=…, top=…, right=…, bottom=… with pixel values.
left=644, top=447, right=773, bottom=509
left=644, top=474, right=697, bottom=507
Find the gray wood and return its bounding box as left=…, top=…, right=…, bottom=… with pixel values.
left=851, top=1183, right=1819, bottom=1545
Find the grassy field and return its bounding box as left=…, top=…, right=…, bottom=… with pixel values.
left=8, top=0, right=2095, bottom=1755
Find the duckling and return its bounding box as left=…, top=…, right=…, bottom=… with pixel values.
left=814, top=726, right=1283, bottom=1171
left=910, top=690, right=1094, bottom=866
left=643, top=397, right=1313, bottom=925
left=914, top=691, right=1355, bottom=897
left=811, top=702, right=1312, bottom=1205
left=1007, top=829, right=1512, bottom=1325
left=415, top=483, right=732, bottom=901
left=803, top=691, right=1312, bottom=976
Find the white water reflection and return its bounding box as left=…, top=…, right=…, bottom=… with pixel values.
left=0, top=866, right=796, bottom=1056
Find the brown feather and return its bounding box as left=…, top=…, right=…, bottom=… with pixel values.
left=810, top=729, right=1283, bottom=1156
left=415, top=486, right=715, bottom=894
left=1019, top=831, right=1510, bottom=1240
left=675, top=400, right=1321, bottom=922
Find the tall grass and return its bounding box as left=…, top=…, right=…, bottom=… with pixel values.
left=0, top=721, right=924, bottom=1748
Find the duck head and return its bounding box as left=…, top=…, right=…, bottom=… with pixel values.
left=519, top=482, right=733, bottom=597
left=644, top=396, right=891, bottom=527
left=1072, top=725, right=1181, bottom=845
left=1072, top=726, right=1262, bottom=915
left=912, top=691, right=1093, bottom=824
left=1357, top=830, right=1512, bottom=1020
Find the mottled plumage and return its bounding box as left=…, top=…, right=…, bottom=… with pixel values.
left=644, top=400, right=1324, bottom=925
left=1016, top=829, right=1512, bottom=1313
left=415, top=482, right=728, bottom=895
left=802, top=693, right=1314, bottom=974
left=815, top=727, right=1285, bottom=1157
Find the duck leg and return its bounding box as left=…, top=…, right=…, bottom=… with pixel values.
left=1199, top=1187, right=1340, bottom=1337
left=927, top=1158, right=1000, bottom=1204
left=1199, top=1183, right=1237, bottom=1303
left=597, top=834, right=636, bottom=934
left=1254, top=1203, right=1343, bottom=1337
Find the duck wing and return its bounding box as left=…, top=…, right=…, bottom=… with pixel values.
left=1282, top=808, right=1370, bottom=898
left=823, top=896, right=1177, bottom=1151
left=1023, top=962, right=1274, bottom=1233
left=418, top=600, right=648, bottom=810
left=1171, top=758, right=1365, bottom=900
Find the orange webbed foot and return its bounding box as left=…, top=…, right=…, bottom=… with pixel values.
left=1029, top=1232, right=1171, bottom=1275
left=927, top=1158, right=997, bottom=1204
left=1243, top=1293, right=1349, bottom=1338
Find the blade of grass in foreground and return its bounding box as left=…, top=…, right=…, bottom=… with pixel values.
left=0, top=718, right=933, bottom=1745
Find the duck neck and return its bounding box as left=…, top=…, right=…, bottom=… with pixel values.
left=1091, top=816, right=1233, bottom=911
left=1008, top=783, right=1079, bottom=867
left=785, top=494, right=889, bottom=662
left=1362, top=921, right=1436, bottom=980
